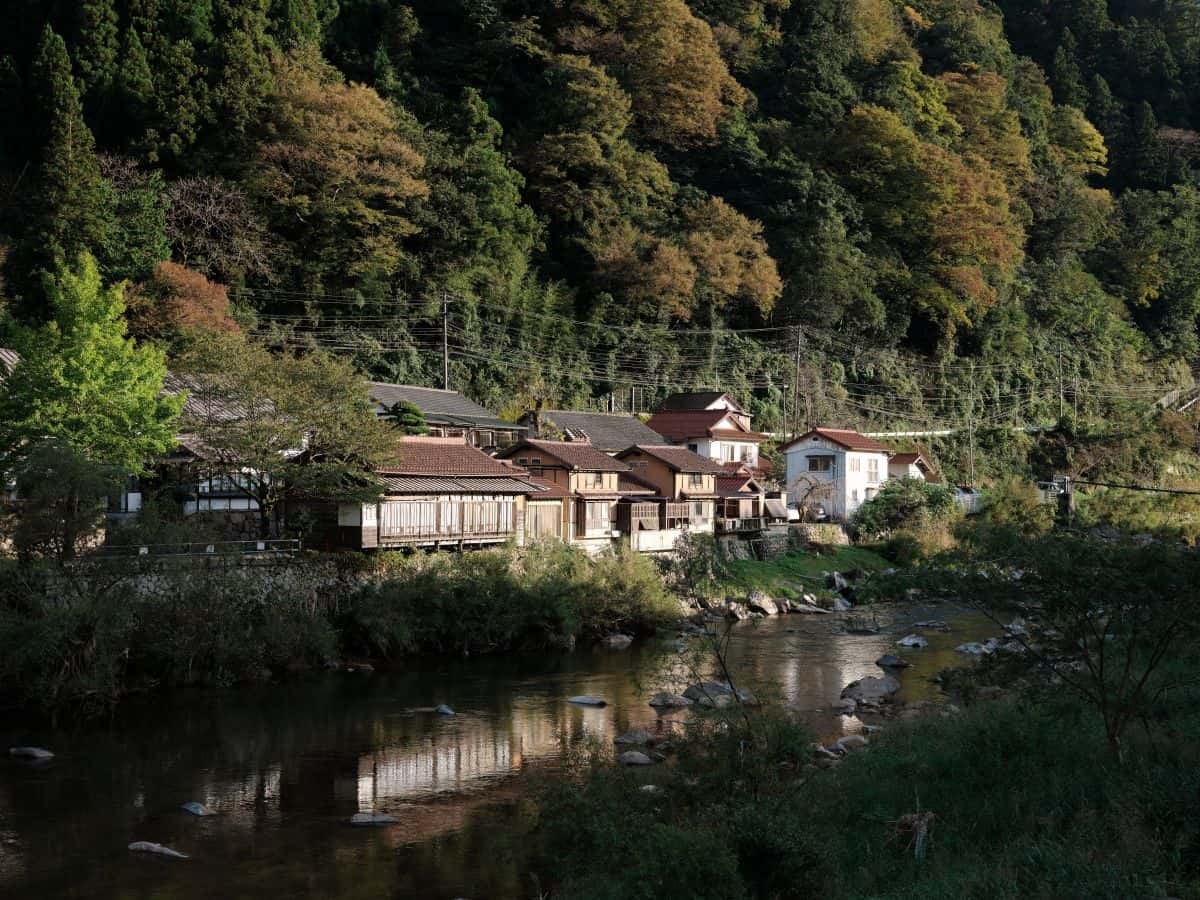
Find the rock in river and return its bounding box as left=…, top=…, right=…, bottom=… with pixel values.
left=618, top=751, right=654, bottom=766
left=840, top=674, right=901, bottom=703
left=602, top=634, right=634, bottom=650
left=8, top=747, right=54, bottom=761
left=180, top=802, right=217, bottom=817
left=433, top=704, right=455, bottom=716
left=746, top=591, right=780, bottom=616
left=129, top=841, right=189, bottom=859
left=896, top=634, right=928, bottom=649
left=351, top=813, right=398, bottom=826
left=682, top=681, right=756, bottom=708
left=648, top=692, right=692, bottom=709
left=956, top=642, right=990, bottom=656
left=568, top=695, right=607, bottom=707
left=614, top=729, right=655, bottom=747
left=875, top=654, right=910, bottom=669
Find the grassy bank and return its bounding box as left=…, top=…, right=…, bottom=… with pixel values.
left=0, top=543, right=678, bottom=717
left=718, top=545, right=890, bottom=599
left=533, top=533, right=1200, bottom=899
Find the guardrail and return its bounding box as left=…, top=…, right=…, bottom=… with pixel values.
left=101, top=539, right=302, bottom=558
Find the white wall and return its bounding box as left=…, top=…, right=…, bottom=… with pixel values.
left=784, top=436, right=888, bottom=521
left=686, top=437, right=758, bottom=466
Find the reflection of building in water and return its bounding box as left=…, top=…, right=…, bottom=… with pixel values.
left=355, top=693, right=619, bottom=810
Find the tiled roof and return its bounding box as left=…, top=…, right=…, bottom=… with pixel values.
left=708, top=428, right=767, bottom=442
left=532, top=409, right=663, bottom=452
left=645, top=410, right=735, bottom=441
left=524, top=475, right=572, bottom=499
left=782, top=428, right=892, bottom=453
left=890, top=452, right=921, bottom=465
left=367, top=382, right=523, bottom=432
left=657, top=391, right=743, bottom=412
left=166, top=372, right=257, bottom=423
left=378, top=436, right=524, bottom=477
left=618, top=471, right=659, bottom=494
left=716, top=474, right=761, bottom=497
left=498, top=439, right=631, bottom=472
left=619, top=444, right=729, bottom=474
left=377, top=475, right=538, bottom=494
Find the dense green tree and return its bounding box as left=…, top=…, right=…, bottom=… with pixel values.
left=75, top=0, right=120, bottom=97
left=0, top=253, right=182, bottom=476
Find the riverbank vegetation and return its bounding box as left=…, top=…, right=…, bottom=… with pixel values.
left=0, top=543, right=677, bottom=717
left=533, top=532, right=1200, bottom=898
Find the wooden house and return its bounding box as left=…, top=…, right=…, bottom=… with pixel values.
left=496, top=439, right=632, bottom=553
left=888, top=451, right=939, bottom=482
left=612, top=445, right=725, bottom=552
left=367, top=382, right=526, bottom=450
left=324, top=436, right=543, bottom=550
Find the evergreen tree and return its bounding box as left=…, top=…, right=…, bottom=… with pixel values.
left=114, top=27, right=155, bottom=147
left=21, top=27, right=110, bottom=309
left=273, top=0, right=323, bottom=49
left=75, top=0, right=120, bottom=97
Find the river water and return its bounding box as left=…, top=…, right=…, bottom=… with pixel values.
left=0, top=603, right=991, bottom=899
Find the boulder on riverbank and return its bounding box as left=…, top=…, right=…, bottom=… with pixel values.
left=746, top=592, right=781, bottom=616
left=875, top=654, right=910, bottom=669
left=683, top=681, right=756, bottom=708
left=840, top=674, right=901, bottom=703
left=896, top=634, right=928, bottom=649
left=956, top=642, right=990, bottom=656
left=613, top=729, right=655, bottom=747
left=721, top=600, right=750, bottom=620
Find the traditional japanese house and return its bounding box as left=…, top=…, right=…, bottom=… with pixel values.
left=495, top=439, right=631, bottom=553
left=646, top=392, right=768, bottom=472
left=888, top=451, right=939, bottom=482
left=367, top=382, right=525, bottom=450
left=324, top=436, right=543, bottom=550
left=612, top=445, right=724, bottom=552
left=714, top=466, right=768, bottom=533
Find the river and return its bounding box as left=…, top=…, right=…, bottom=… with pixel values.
left=0, top=603, right=992, bottom=899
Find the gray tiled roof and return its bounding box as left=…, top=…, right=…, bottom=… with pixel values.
left=534, top=409, right=663, bottom=453
left=367, top=382, right=524, bottom=432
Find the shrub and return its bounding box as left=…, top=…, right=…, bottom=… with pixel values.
left=854, top=477, right=959, bottom=538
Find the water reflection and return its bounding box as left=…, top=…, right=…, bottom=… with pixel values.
left=0, top=603, right=992, bottom=899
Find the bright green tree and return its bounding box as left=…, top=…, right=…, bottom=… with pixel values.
left=0, top=253, right=183, bottom=476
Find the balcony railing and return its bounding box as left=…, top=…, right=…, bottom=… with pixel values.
left=716, top=516, right=768, bottom=534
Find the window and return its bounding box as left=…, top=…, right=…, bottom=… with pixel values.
left=866, top=457, right=880, bottom=482
left=740, top=446, right=752, bottom=462
left=692, top=501, right=707, bottom=519
left=687, top=443, right=699, bottom=453
left=517, top=457, right=529, bottom=465
left=585, top=501, right=610, bottom=533
left=851, top=489, right=859, bottom=502
left=808, top=455, right=834, bottom=472
left=688, top=473, right=704, bottom=488
left=722, top=444, right=736, bottom=462
left=587, top=472, right=605, bottom=489
left=849, top=458, right=861, bottom=473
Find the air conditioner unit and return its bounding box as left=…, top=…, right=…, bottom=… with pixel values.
left=610, top=529, right=623, bottom=538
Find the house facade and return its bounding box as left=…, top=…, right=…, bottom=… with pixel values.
left=780, top=428, right=892, bottom=522
left=646, top=392, right=767, bottom=470
left=319, top=436, right=542, bottom=550
left=367, top=382, right=525, bottom=450
left=614, top=445, right=724, bottom=552
left=496, top=438, right=631, bottom=553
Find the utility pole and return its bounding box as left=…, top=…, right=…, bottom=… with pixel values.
left=968, top=370, right=976, bottom=485
left=441, top=290, right=450, bottom=391
left=1057, top=346, right=1064, bottom=421
left=791, top=326, right=805, bottom=438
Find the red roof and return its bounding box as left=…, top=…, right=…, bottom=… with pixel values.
left=644, top=410, right=763, bottom=443
left=378, top=436, right=523, bottom=477
left=618, top=445, right=728, bottom=474
left=781, top=428, right=891, bottom=453
left=498, top=439, right=630, bottom=472
left=716, top=474, right=762, bottom=497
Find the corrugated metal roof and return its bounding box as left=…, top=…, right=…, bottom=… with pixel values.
left=0, top=348, right=18, bottom=381
left=765, top=498, right=788, bottom=518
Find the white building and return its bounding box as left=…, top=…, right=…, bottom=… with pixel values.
left=888, top=451, right=937, bottom=482
left=780, top=428, right=893, bottom=522
left=646, top=392, right=766, bottom=470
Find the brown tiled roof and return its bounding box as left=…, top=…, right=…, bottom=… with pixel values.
left=618, top=472, right=659, bottom=494
left=708, top=428, right=767, bottom=442
left=781, top=428, right=891, bottom=453
left=378, top=436, right=524, bottom=477
left=619, top=444, right=728, bottom=474
left=377, top=475, right=538, bottom=494
left=524, top=475, right=572, bottom=499
left=716, top=474, right=762, bottom=497
left=645, top=410, right=762, bottom=442
left=497, top=439, right=630, bottom=472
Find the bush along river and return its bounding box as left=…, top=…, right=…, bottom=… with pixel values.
left=0, top=602, right=996, bottom=899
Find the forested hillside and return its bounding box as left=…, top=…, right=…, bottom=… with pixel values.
left=1, top=0, right=1199, bottom=446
